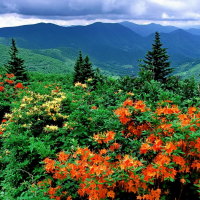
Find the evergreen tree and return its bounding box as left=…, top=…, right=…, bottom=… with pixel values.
left=141, top=32, right=173, bottom=83
left=82, top=55, right=94, bottom=80
left=73, top=51, right=95, bottom=84
left=73, top=51, right=84, bottom=84
left=5, top=39, right=28, bottom=81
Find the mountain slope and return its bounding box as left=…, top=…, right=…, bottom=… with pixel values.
left=0, top=43, right=74, bottom=74
left=120, top=21, right=178, bottom=36
left=1, top=22, right=200, bottom=77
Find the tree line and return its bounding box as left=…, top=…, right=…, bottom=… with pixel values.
left=3, top=32, right=178, bottom=85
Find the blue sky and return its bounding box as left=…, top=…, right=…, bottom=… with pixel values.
left=0, top=0, right=200, bottom=27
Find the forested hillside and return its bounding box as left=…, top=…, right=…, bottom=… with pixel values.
left=1, top=22, right=200, bottom=77
left=0, top=33, right=199, bottom=200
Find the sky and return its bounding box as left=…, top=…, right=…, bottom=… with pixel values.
left=1, top=0, right=200, bottom=28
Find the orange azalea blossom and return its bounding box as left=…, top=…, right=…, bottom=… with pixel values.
left=57, top=151, right=69, bottom=162
left=15, top=82, right=24, bottom=89
left=0, top=86, right=4, bottom=92
left=127, top=122, right=151, bottom=137
left=0, top=82, right=4, bottom=85
left=156, top=105, right=180, bottom=115
left=146, top=134, right=157, bottom=143
left=134, top=100, right=148, bottom=112
left=93, top=131, right=116, bottom=143
left=109, top=142, right=121, bottom=151
left=140, top=143, right=151, bottom=154
left=5, top=79, right=14, bottom=84
left=142, top=165, right=158, bottom=181
left=6, top=73, right=14, bottom=78
left=43, top=158, right=56, bottom=173
left=99, top=149, right=107, bottom=155
left=53, top=167, right=68, bottom=180
left=188, top=107, right=197, bottom=115
left=107, top=190, right=115, bottom=199
left=123, top=98, right=134, bottom=106
left=137, top=188, right=161, bottom=200
left=158, top=123, right=174, bottom=136
left=120, top=155, right=143, bottom=170
left=154, top=153, right=171, bottom=166
left=66, top=196, right=72, bottom=200
left=114, top=107, right=131, bottom=124
left=172, top=155, right=186, bottom=167
left=91, top=106, right=98, bottom=109
left=180, top=178, right=186, bottom=184
left=152, top=139, right=163, bottom=152
left=178, top=114, right=191, bottom=126
left=164, top=142, right=177, bottom=154
left=37, top=179, right=52, bottom=187
left=191, top=160, right=200, bottom=170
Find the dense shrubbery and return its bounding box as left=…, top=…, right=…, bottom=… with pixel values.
left=0, top=70, right=199, bottom=200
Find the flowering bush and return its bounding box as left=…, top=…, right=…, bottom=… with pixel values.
left=0, top=73, right=26, bottom=125
left=40, top=99, right=199, bottom=200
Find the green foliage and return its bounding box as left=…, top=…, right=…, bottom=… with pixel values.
left=0, top=68, right=200, bottom=199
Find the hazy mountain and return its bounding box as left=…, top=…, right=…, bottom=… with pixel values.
left=0, top=22, right=200, bottom=77
left=186, top=28, right=200, bottom=35
left=120, top=21, right=178, bottom=36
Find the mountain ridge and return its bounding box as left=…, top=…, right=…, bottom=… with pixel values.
left=0, top=22, right=200, bottom=77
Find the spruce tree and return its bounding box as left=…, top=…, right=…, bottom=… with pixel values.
left=73, top=51, right=84, bottom=84
left=5, top=39, right=28, bottom=81
left=141, top=32, right=173, bottom=83
left=73, top=51, right=94, bottom=84
left=82, top=56, right=94, bottom=80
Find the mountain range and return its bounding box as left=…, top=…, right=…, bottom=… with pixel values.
left=0, top=22, right=200, bottom=78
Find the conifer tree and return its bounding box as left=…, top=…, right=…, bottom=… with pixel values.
left=141, top=32, right=173, bottom=83
left=73, top=51, right=94, bottom=84
left=5, top=39, right=28, bottom=81
left=82, top=55, right=94, bottom=80
left=73, top=51, right=84, bottom=84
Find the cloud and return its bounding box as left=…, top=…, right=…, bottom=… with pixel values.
left=0, top=0, right=200, bottom=27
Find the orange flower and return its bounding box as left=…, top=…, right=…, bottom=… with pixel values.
left=191, top=160, right=200, bottom=170
left=134, top=100, right=147, bottom=112
left=43, top=158, right=56, bottom=173
left=67, top=196, right=72, bottom=200
left=6, top=73, right=14, bottom=78
left=114, top=107, right=131, bottom=124
left=123, top=99, right=134, bottom=106
left=165, top=142, right=177, bottom=154
left=152, top=139, right=163, bottom=152
left=109, top=142, right=121, bottom=151
left=5, top=79, right=14, bottom=84
left=58, top=151, right=69, bottom=162
left=188, top=107, right=197, bottom=115
left=15, top=82, right=24, bottom=89
left=172, top=155, right=186, bottom=167
left=180, top=178, right=186, bottom=184
left=107, top=190, right=115, bottom=199
left=140, top=143, right=151, bottom=154
left=0, top=86, right=4, bottom=92
left=154, top=154, right=171, bottom=166
left=91, top=106, right=98, bottom=109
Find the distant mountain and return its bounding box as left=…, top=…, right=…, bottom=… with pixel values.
left=186, top=28, right=200, bottom=35
left=0, top=22, right=200, bottom=77
left=120, top=21, right=178, bottom=36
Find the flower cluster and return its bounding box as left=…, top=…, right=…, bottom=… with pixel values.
left=41, top=99, right=200, bottom=200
